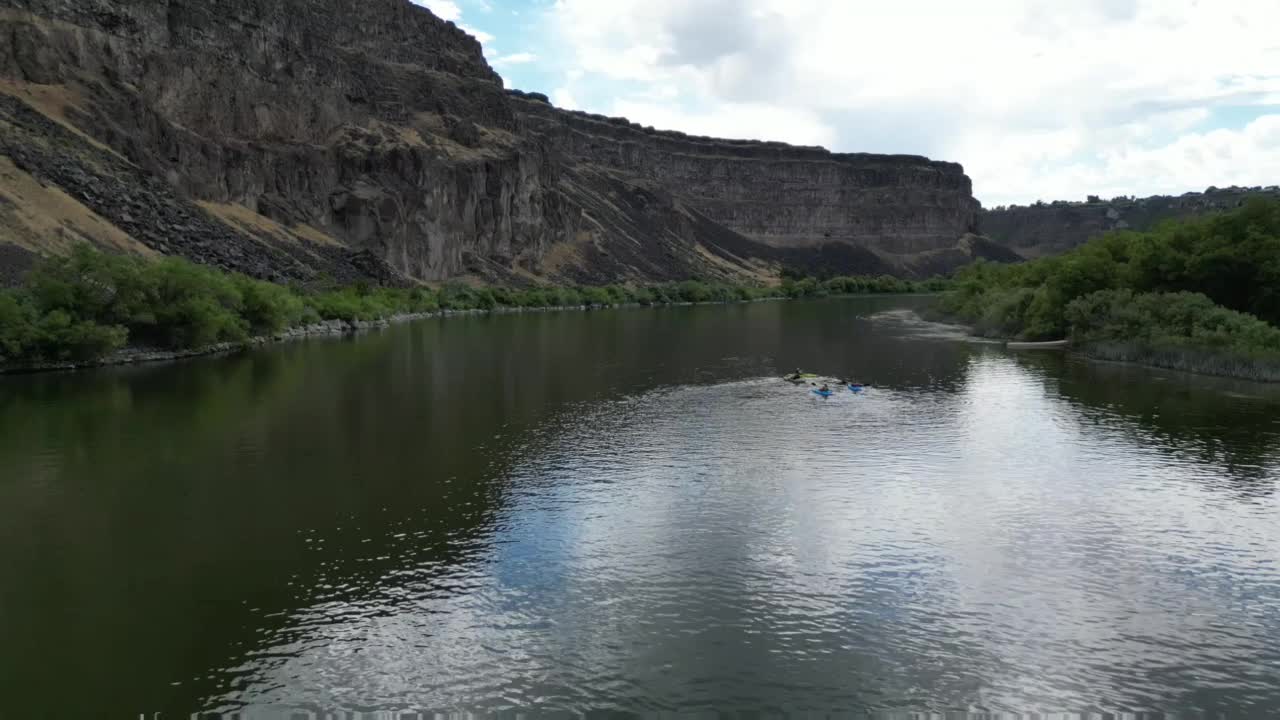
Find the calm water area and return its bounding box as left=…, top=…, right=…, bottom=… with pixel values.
left=3, top=296, right=1280, bottom=717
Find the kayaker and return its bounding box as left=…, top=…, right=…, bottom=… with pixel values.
left=819, top=383, right=830, bottom=393
left=785, top=368, right=803, bottom=381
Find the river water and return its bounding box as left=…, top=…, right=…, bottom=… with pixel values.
left=3, top=296, right=1280, bottom=717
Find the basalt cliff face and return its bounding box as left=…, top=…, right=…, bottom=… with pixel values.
left=981, top=187, right=1280, bottom=259
left=0, top=0, right=987, bottom=286
left=507, top=92, right=983, bottom=263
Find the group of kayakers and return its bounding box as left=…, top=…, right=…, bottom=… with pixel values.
left=784, top=368, right=866, bottom=395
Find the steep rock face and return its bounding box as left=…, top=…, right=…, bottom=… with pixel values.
left=0, top=0, right=984, bottom=285
left=510, top=91, right=980, bottom=261
left=981, top=187, right=1280, bottom=258
left=1, top=0, right=569, bottom=282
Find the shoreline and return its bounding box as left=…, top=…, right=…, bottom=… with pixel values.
left=0, top=299, right=780, bottom=375
left=14, top=297, right=1275, bottom=383
left=1, top=245, right=946, bottom=376
left=1071, top=341, right=1280, bottom=384
left=920, top=310, right=1280, bottom=384
left=0, top=292, right=941, bottom=376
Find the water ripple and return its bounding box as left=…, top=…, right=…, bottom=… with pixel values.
left=206, top=367, right=1280, bottom=716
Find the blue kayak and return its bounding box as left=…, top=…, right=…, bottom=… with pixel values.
left=812, top=389, right=833, bottom=398
left=848, top=384, right=865, bottom=393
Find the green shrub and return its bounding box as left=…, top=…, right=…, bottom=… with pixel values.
left=580, top=286, right=611, bottom=306
left=631, top=287, right=656, bottom=306
left=473, top=288, right=497, bottom=310
left=25, top=244, right=126, bottom=321
left=411, top=288, right=440, bottom=313
left=491, top=287, right=515, bottom=307
left=1, top=243, right=946, bottom=367
left=235, top=275, right=307, bottom=334
left=439, top=282, right=483, bottom=310
left=1065, top=290, right=1280, bottom=353
left=556, top=287, right=585, bottom=307
left=33, top=309, right=128, bottom=361
left=144, top=259, right=247, bottom=348
left=672, top=280, right=706, bottom=303
left=603, top=285, right=630, bottom=305
left=944, top=198, right=1280, bottom=344
left=515, top=288, right=548, bottom=307
left=969, top=287, right=1035, bottom=338
left=153, top=294, right=248, bottom=348
left=0, top=292, right=37, bottom=362
left=1062, top=289, right=1280, bottom=380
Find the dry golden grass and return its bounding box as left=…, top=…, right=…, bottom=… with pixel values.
left=396, top=126, right=428, bottom=147
left=692, top=242, right=776, bottom=284
left=196, top=201, right=341, bottom=247
left=536, top=232, right=590, bottom=275
left=0, top=155, right=152, bottom=256
left=291, top=221, right=344, bottom=247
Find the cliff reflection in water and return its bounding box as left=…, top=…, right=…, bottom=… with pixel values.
left=1015, top=350, right=1280, bottom=494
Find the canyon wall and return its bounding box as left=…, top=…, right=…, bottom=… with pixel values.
left=0, top=0, right=988, bottom=285
left=508, top=91, right=980, bottom=257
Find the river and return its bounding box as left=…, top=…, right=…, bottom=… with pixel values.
left=3, top=296, right=1280, bottom=717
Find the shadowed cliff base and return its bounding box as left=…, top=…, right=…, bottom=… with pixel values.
left=0, top=0, right=988, bottom=287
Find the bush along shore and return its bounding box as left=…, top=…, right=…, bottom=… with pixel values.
left=0, top=246, right=944, bottom=372
left=939, top=198, right=1280, bottom=382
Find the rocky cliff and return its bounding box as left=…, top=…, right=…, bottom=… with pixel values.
left=981, top=187, right=1280, bottom=258
left=0, top=0, right=986, bottom=286
left=508, top=91, right=980, bottom=257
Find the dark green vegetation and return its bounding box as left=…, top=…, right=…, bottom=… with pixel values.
left=944, top=198, right=1280, bottom=380
left=0, top=246, right=943, bottom=367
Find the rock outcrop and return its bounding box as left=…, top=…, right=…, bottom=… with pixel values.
left=981, top=187, right=1280, bottom=258
left=0, top=0, right=985, bottom=285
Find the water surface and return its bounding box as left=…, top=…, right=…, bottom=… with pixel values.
left=3, top=297, right=1280, bottom=717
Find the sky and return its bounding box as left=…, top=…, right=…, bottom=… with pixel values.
left=410, top=0, right=1280, bottom=207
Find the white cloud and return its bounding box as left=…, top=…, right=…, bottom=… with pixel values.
left=492, top=52, right=538, bottom=67
left=544, top=0, right=1280, bottom=205
left=411, top=1, right=494, bottom=49
left=551, top=87, right=579, bottom=110
left=459, top=24, right=494, bottom=45
left=1098, top=115, right=1280, bottom=195
left=411, top=0, right=461, bottom=22
left=611, top=100, right=837, bottom=148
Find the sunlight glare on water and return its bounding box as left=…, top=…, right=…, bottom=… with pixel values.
left=222, top=363, right=1280, bottom=715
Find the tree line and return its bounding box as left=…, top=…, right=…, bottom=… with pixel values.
left=941, top=198, right=1280, bottom=380
left=0, top=246, right=942, bottom=366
